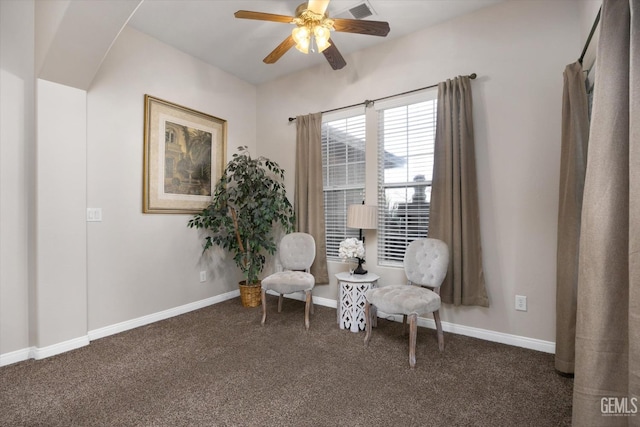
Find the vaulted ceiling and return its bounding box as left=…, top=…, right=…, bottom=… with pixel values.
left=37, top=0, right=505, bottom=89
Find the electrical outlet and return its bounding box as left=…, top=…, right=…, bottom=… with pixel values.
left=199, top=271, right=207, bottom=282
left=515, top=295, right=527, bottom=312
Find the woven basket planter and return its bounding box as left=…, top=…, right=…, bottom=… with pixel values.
left=239, top=281, right=262, bottom=307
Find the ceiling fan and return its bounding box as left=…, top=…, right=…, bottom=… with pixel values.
left=234, top=0, right=390, bottom=70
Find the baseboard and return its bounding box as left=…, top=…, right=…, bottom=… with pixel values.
left=1, top=290, right=554, bottom=367
left=376, top=311, right=556, bottom=354
left=0, top=290, right=240, bottom=367
left=274, top=293, right=554, bottom=353
left=88, top=289, right=240, bottom=341
left=442, top=319, right=555, bottom=354
left=0, top=347, right=33, bottom=367
left=0, top=335, right=91, bottom=367
left=31, top=336, right=91, bottom=360
left=265, top=289, right=337, bottom=309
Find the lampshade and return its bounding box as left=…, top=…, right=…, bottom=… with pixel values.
left=347, top=204, right=378, bottom=230
left=292, top=26, right=310, bottom=53
left=313, top=25, right=331, bottom=52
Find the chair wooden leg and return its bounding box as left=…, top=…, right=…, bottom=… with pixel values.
left=408, top=313, right=418, bottom=368
left=433, top=310, right=444, bottom=351
left=364, top=302, right=372, bottom=345
left=310, top=294, right=314, bottom=315
left=304, top=290, right=311, bottom=330
left=402, top=314, right=408, bottom=336
left=261, top=289, right=267, bottom=326
left=371, top=305, right=378, bottom=328
left=278, top=294, right=284, bottom=312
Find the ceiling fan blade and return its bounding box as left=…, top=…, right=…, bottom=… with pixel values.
left=307, top=0, right=330, bottom=16
left=332, top=18, right=390, bottom=37
left=263, top=35, right=296, bottom=64
left=323, top=39, right=346, bottom=70
left=234, top=10, right=294, bottom=24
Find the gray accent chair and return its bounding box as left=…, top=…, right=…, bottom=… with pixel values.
left=364, top=238, right=449, bottom=367
left=261, top=233, right=316, bottom=329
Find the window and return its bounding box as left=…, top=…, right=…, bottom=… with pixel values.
left=376, top=95, right=437, bottom=264
left=322, top=111, right=366, bottom=259
left=320, top=92, right=437, bottom=265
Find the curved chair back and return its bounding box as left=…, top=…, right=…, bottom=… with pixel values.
left=403, top=238, right=449, bottom=289
left=279, top=232, right=316, bottom=271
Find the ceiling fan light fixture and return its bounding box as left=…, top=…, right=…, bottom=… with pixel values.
left=314, top=25, right=331, bottom=52
left=295, top=40, right=310, bottom=54
left=292, top=22, right=331, bottom=54
left=292, top=26, right=311, bottom=53
left=291, top=6, right=334, bottom=55
left=235, top=0, right=388, bottom=69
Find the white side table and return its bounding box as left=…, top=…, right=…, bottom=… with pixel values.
left=336, top=272, right=380, bottom=332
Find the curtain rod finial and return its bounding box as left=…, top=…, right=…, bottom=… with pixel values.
left=469, top=73, right=477, bottom=80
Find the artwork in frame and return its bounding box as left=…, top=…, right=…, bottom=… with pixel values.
left=143, top=95, right=226, bottom=214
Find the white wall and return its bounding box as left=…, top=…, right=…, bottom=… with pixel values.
left=0, top=0, right=35, bottom=358
left=579, top=0, right=601, bottom=41
left=257, top=0, right=582, bottom=343
left=86, top=26, right=257, bottom=331
left=36, top=79, right=88, bottom=349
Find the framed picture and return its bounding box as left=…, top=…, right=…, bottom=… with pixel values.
left=143, top=95, right=226, bottom=214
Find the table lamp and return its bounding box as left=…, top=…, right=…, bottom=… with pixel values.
left=346, top=202, right=377, bottom=274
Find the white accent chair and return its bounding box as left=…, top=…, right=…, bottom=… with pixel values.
left=364, top=238, right=449, bottom=368
left=261, top=233, right=316, bottom=329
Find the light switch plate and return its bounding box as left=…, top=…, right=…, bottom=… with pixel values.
left=87, top=208, right=102, bottom=222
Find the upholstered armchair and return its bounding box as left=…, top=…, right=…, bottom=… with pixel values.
left=261, top=233, right=316, bottom=329
left=364, top=238, right=449, bottom=367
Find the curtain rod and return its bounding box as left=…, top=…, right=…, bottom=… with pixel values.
left=579, top=7, right=601, bottom=64
left=288, top=72, right=477, bottom=122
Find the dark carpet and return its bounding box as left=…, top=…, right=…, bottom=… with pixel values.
left=0, top=297, right=573, bottom=426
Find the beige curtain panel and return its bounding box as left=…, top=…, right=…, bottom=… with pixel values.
left=572, top=0, right=639, bottom=424
left=555, top=61, right=590, bottom=375
left=294, top=113, right=329, bottom=284
left=429, top=75, right=489, bottom=307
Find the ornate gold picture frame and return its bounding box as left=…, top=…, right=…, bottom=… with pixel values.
left=143, top=95, right=226, bottom=214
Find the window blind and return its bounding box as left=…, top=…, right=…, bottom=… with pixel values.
left=377, top=98, right=437, bottom=264
left=322, top=113, right=366, bottom=259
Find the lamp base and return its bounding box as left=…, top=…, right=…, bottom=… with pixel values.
left=353, top=258, right=367, bottom=275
